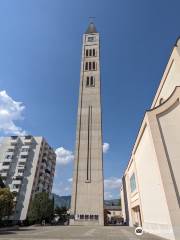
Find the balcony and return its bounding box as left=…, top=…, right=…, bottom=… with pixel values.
left=39, top=175, right=44, bottom=181
left=18, top=158, right=27, bottom=163
left=12, top=180, right=22, bottom=185
left=41, top=162, right=46, bottom=168
left=17, top=165, right=25, bottom=170
left=2, top=165, right=10, bottom=170
left=1, top=172, right=8, bottom=177
left=15, top=172, right=24, bottom=177
left=5, top=153, right=14, bottom=159
left=11, top=188, right=19, bottom=194
left=4, top=159, right=12, bottom=163
left=45, top=168, right=51, bottom=175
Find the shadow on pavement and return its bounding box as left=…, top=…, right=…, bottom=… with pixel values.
left=0, top=227, right=36, bottom=235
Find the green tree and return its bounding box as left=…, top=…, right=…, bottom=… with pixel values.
left=104, top=209, right=110, bottom=225
left=54, top=206, right=68, bottom=224
left=0, top=176, right=5, bottom=188
left=28, top=192, right=54, bottom=224
left=118, top=199, right=121, bottom=208
left=0, top=188, right=14, bottom=221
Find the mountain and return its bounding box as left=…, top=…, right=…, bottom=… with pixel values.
left=53, top=194, right=120, bottom=209
left=104, top=199, right=120, bottom=206
left=53, top=194, right=71, bottom=209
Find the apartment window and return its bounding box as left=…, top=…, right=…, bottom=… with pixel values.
left=85, top=62, right=88, bottom=70
left=21, top=148, right=29, bottom=152
left=130, top=173, right=136, bottom=193
left=16, top=176, right=22, bottom=180
left=92, top=62, right=96, bottom=70
left=19, top=162, right=26, bottom=166
left=89, top=49, right=92, bottom=56
left=24, top=142, right=31, bottom=146
left=11, top=136, right=18, bottom=140
left=6, top=155, right=12, bottom=159
left=25, top=135, right=31, bottom=139
left=90, top=215, right=93, bottom=220
left=45, top=169, right=51, bottom=174
left=18, top=169, right=24, bottom=173
left=11, top=142, right=17, bottom=146
left=3, top=162, right=10, bottom=166
left=20, top=155, right=27, bottom=159
left=93, top=49, right=96, bottom=56
left=7, top=149, right=14, bottom=152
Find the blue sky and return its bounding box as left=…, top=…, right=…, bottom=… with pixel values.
left=0, top=0, right=180, bottom=199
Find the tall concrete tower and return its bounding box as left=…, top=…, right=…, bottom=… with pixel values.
left=70, top=22, right=104, bottom=225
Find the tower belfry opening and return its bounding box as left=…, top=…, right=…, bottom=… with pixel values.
left=70, top=22, right=104, bottom=225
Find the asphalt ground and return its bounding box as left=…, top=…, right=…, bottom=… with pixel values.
left=0, top=225, right=166, bottom=240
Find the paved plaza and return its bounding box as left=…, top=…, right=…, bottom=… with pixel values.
left=0, top=225, right=166, bottom=240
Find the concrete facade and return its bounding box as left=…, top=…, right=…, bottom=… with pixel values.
left=105, top=206, right=122, bottom=224
left=121, top=38, right=180, bottom=240
left=70, top=23, right=104, bottom=225
left=0, top=136, right=56, bottom=221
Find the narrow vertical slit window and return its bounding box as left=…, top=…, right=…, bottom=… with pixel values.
left=89, top=62, right=92, bottom=70
left=85, top=62, right=88, bottom=70
left=93, top=49, right=96, bottom=56
left=86, top=49, right=88, bottom=57
left=90, top=76, right=94, bottom=86
left=86, top=77, right=90, bottom=86
left=86, top=106, right=92, bottom=182
left=93, top=62, right=96, bottom=70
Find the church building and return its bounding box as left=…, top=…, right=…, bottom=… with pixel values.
left=121, top=38, right=180, bottom=240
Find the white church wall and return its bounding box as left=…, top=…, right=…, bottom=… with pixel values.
left=157, top=100, right=180, bottom=237
left=134, top=124, right=173, bottom=239
left=152, top=44, right=180, bottom=108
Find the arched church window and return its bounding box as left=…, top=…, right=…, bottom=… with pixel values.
left=90, top=76, right=94, bottom=86
left=89, top=62, right=92, bottom=70
left=86, top=77, right=90, bottom=86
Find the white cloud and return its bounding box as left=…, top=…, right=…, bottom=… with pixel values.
left=52, top=180, right=72, bottom=196
left=55, top=147, right=74, bottom=165
left=104, top=177, right=122, bottom=190
left=103, top=142, right=110, bottom=153
left=0, top=90, right=26, bottom=135
left=104, top=191, right=113, bottom=200
left=68, top=178, right=73, bottom=182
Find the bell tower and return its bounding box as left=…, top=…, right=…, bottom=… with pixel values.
left=70, top=22, right=104, bottom=225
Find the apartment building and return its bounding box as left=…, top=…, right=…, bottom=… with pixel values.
left=121, top=37, right=180, bottom=240
left=0, top=136, right=56, bottom=221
